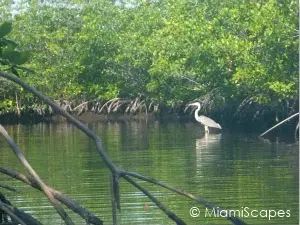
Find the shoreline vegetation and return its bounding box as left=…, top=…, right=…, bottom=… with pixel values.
left=0, top=0, right=299, bottom=134
left=0, top=100, right=298, bottom=136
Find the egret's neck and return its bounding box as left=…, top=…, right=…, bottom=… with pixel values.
left=194, top=107, right=200, bottom=117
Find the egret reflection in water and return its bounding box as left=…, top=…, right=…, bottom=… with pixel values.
left=195, top=133, right=222, bottom=150
left=195, top=134, right=222, bottom=177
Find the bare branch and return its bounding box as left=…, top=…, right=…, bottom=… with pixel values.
left=0, top=167, right=103, bottom=225
left=110, top=175, right=118, bottom=225
left=122, top=175, right=186, bottom=225
left=0, top=71, right=247, bottom=225
left=121, top=170, right=247, bottom=225
left=99, top=98, right=119, bottom=114
left=0, top=201, right=27, bottom=225
left=0, top=183, right=17, bottom=192
left=180, top=76, right=200, bottom=85
left=260, top=112, right=299, bottom=137
left=0, top=125, right=74, bottom=225
left=295, top=121, right=299, bottom=141
left=0, top=71, right=120, bottom=175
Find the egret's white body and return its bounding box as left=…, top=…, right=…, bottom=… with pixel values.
left=189, top=102, right=222, bottom=133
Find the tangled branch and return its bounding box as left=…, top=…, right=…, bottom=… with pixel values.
left=0, top=71, right=246, bottom=225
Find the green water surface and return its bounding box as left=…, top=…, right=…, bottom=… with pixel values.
left=0, top=121, right=298, bottom=224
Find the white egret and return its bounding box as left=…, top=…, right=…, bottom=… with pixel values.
left=188, top=102, right=222, bottom=133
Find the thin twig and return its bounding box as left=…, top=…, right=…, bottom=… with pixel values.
left=122, top=175, right=186, bottom=225
left=121, top=170, right=247, bottom=225
left=180, top=76, right=200, bottom=85
left=295, top=121, right=299, bottom=141
left=110, top=175, right=118, bottom=225
left=260, top=112, right=299, bottom=137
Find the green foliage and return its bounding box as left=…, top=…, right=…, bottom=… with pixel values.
left=0, top=22, right=30, bottom=68
left=0, top=0, right=298, bottom=120
left=0, top=20, right=33, bottom=114
left=0, top=21, right=12, bottom=37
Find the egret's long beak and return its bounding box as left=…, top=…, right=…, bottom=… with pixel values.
left=184, top=105, right=190, bottom=113
left=188, top=103, right=198, bottom=107
left=184, top=103, right=196, bottom=113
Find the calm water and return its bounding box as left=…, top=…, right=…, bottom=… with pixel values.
left=0, top=121, right=299, bottom=225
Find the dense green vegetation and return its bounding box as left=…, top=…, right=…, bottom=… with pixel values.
left=0, top=0, right=298, bottom=125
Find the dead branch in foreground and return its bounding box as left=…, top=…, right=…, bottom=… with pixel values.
left=0, top=202, right=26, bottom=225
left=0, top=71, right=247, bottom=225
left=0, top=199, right=42, bottom=225
left=0, top=168, right=103, bottom=225
left=120, top=170, right=247, bottom=225
left=0, top=125, right=74, bottom=225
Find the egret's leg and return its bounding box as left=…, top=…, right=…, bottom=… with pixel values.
left=204, top=125, right=209, bottom=133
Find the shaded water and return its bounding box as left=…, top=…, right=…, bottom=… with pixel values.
left=0, top=121, right=299, bottom=224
